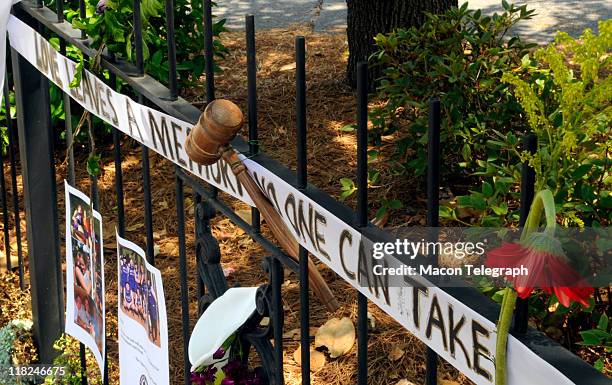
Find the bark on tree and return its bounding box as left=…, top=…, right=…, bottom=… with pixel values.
left=346, top=0, right=457, bottom=88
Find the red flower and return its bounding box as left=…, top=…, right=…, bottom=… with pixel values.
left=485, top=235, right=593, bottom=308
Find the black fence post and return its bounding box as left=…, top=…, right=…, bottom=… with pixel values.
left=10, top=39, right=62, bottom=362
left=4, top=74, right=24, bottom=288
left=295, top=35, right=311, bottom=385
left=1, top=149, right=10, bottom=270
left=514, top=133, right=537, bottom=334
left=246, top=14, right=261, bottom=234
left=175, top=170, right=191, bottom=385
left=425, top=97, right=441, bottom=385
left=356, top=61, right=368, bottom=385
left=5, top=85, right=24, bottom=290
left=204, top=0, right=216, bottom=104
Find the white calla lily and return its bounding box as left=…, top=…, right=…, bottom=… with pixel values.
left=188, top=287, right=258, bottom=372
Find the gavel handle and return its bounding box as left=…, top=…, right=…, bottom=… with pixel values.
left=221, top=147, right=339, bottom=312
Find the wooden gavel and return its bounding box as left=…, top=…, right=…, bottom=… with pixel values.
left=185, top=99, right=339, bottom=312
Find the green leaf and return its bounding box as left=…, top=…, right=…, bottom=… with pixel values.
left=339, top=190, right=354, bottom=201
left=594, top=358, right=604, bottom=372
left=502, top=0, right=510, bottom=10
left=339, top=124, right=356, bottom=132
left=521, top=53, right=531, bottom=68
left=491, top=202, right=508, bottom=215
left=340, top=178, right=354, bottom=189
left=598, top=314, right=609, bottom=331
left=375, top=206, right=387, bottom=219
left=86, top=154, right=102, bottom=177
left=481, top=181, right=493, bottom=197
left=368, top=170, right=380, bottom=184
left=572, top=163, right=593, bottom=179
left=461, top=143, right=472, bottom=161
left=491, top=289, right=506, bottom=304
left=579, top=329, right=609, bottom=345
left=457, top=195, right=471, bottom=207
left=71, top=18, right=87, bottom=30
left=439, top=206, right=456, bottom=219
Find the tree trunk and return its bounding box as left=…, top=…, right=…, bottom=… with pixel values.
left=346, top=0, right=457, bottom=88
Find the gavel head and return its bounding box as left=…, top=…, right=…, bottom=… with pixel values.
left=185, top=99, right=244, bottom=165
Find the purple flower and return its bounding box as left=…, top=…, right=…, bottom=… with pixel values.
left=213, top=347, right=226, bottom=359
left=223, top=359, right=246, bottom=378
left=190, top=366, right=217, bottom=385
left=96, top=0, right=107, bottom=14
left=220, top=379, right=235, bottom=385
left=190, top=372, right=206, bottom=385
left=202, top=366, right=218, bottom=382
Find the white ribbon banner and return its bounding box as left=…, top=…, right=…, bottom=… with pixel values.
left=5, top=11, right=577, bottom=385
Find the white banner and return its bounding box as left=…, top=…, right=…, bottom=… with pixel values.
left=64, top=181, right=105, bottom=378
left=8, top=14, right=575, bottom=385
left=117, top=233, right=169, bottom=385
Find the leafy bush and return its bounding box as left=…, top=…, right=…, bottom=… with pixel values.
left=43, top=334, right=117, bottom=385
left=68, top=0, right=228, bottom=88
left=579, top=313, right=612, bottom=373
left=371, top=2, right=535, bottom=176
left=450, top=18, right=611, bottom=227
left=0, top=90, right=16, bottom=156
left=0, top=319, right=37, bottom=385
left=501, top=19, right=612, bottom=226
left=368, top=2, right=610, bottom=228
left=38, top=0, right=229, bottom=153
left=365, top=2, right=536, bottom=223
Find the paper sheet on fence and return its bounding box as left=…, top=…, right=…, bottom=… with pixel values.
left=64, top=181, right=105, bottom=378
left=9, top=14, right=576, bottom=385
left=116, top=233, right=169, bottom=385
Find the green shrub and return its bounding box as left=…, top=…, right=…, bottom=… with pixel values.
left=0, top=90, right=16, bottom=156
left=366, top=2, right=536, bottom=224
left=371, top=2, right=535, bottom=176
left=40, top=0, right=228, bottom=150
left=579, top=313, right=612, bottom=373
left=368, top=3, right=610, bottom=227
left=44, top=334, right=103, bottom=385
left=68, top=0, right=228, bottom=88
left=0, top=319, right=36, bottom=385
left=501, top=19, right=611, bottom=226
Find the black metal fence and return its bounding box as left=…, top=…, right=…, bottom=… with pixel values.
left=2, top=1, right=610, bottom=385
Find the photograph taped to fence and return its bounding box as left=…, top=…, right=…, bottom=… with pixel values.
left=116, top=233, right=169, bottom=385
left=64, top=181, right=105, bottom=377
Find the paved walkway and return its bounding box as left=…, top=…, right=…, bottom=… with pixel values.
left=215, top=0, right=346, bottom=31
left=215, top=0, right=610, bottom=43
left=467, top=0, right=611, bottom=43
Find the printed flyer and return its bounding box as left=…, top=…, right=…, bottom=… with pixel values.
left=116, top=233, right=169, bottom=385
left=64, top=181, right=105, bottom=377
